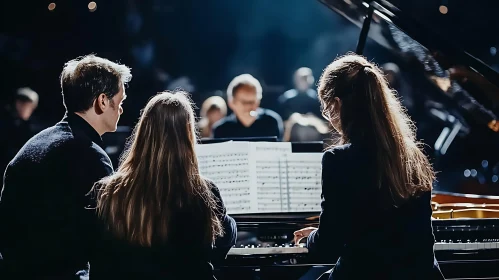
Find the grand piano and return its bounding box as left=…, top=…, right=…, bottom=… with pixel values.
left=214, top=0, right=499, bottom=279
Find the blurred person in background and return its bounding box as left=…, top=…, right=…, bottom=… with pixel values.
left=212, top=74, right=283, bottom=140
left=198, top=96, right=227, bottom=138
left=381, top=62, right=414, bottom=114
left=278, top=67, right=322, bottom=121
left=0, top=87, right=39, bottom=174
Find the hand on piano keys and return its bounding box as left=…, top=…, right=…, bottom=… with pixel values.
left=293, top=227, right=318, bottom=245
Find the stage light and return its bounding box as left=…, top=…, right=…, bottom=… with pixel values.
left=88, top=1, right=97, bottom=12
left=439, top=5, right=448, bottom=14
left=48, top=3, right=56, bottom=11
left=464, top=169, right=471, bottom=177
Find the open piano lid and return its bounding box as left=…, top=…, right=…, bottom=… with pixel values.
left=317, top=0, right=499, bottom=197
left=319, top=0, right=499, bottom=132
left=319, top=0, right=499, bottom=128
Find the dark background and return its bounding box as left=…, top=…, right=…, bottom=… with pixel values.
left=1, top=0, right=498, bottom=127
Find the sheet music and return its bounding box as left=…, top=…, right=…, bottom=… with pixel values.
left=285, top=153, right=323, bottom=212
left=196, top=142, right=255, bottom=214
left=252, top=142, right=292, bottom=213
left=196, top=141, right=323, bottom=214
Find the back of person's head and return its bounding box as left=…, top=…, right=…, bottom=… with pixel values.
left=318, top=53, right=434, bottom=206
left=227, top=74, right=262, bottom=102
left=60, top=54, right=132, bottom=113
left=381, top=62, right=401, bottom=88
left=200, top=96, right=227, bottom=119
left=16, top=87, right=39, bottom=107
left=294, top=67, right=314, bottom=91
left=15, top=87, right=39, bottom=120
left=96, top=91, right=222, bottom=246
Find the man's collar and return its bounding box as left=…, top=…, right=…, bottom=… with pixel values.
left=63, top=112, right=103, bottom=146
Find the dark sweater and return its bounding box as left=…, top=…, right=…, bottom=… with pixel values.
left=212, top=108, right=283, bottom=140
left=0, top=113, right=113, bottom=279
left=307, top=143, right=444, bottom=280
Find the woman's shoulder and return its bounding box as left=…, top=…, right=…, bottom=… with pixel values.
left=325, top=143, right=352, bottom=154
left=201, top=176, right=216, bottom=188
left=323, top=143, right=351, bottom=162
left=200, top=176, right=222, bottom=197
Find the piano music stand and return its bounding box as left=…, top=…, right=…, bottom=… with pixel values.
left=199, top=136, right=278, bottom=144
left=291, top=141, right=325, bottom=153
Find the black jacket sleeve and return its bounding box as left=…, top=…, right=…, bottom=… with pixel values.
left=307, top=149, right=353, bottom=263
left=208, top=180, right=237, bottom=260
left=74, top=144, right=114, bottom=262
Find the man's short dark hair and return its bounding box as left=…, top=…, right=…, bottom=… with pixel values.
left=60, top=54, right=132, bottom=113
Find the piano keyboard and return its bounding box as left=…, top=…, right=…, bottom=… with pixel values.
left=434, top=242, right=499, bottom=250
left=228, top=242, right=499, bottom=255
left=228, top=245, right=308, bottom=255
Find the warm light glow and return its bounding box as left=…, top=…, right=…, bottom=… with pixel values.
left=88, top=1, right=97, bottom=12
left=48, top=3, right=56, bottom=11
left=439, top=5, right=448, bottom=14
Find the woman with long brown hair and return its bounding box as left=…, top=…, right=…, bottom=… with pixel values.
left=89, top=91, right=237, bottom=280
left=293, top=54, right=444, bottom=279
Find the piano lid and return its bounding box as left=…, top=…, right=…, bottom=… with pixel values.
left=319, top=0, right=499, bottom=133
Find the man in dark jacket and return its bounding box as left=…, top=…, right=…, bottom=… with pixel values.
left=0, top=54, right=132, bottom=279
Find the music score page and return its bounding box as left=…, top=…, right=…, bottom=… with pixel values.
left=196, top=141, right=322, bottom=214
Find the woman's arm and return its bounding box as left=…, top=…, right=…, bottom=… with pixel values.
left=305, top=149, right=353, bottom=263
left=208, top=181, right=237, bottom=260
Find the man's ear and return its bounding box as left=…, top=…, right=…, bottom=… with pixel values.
left=228, top=99, right=235, bottom=111
left=334, top=97, right=342, bottom=110
left=94, top=93, right=107, bottom=114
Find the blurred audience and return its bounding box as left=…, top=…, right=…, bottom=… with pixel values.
left=212, top=74, right=283, bottom=140
left=198, top=96, right=227, bottom=138
left=277, top=67, right=322, bottom=121
left=0, top=87, right=39, bottom=173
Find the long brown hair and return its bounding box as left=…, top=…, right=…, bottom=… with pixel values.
left=318, top=53, right=435, bottom=206
left=96, top=91, right=223, bottom=246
